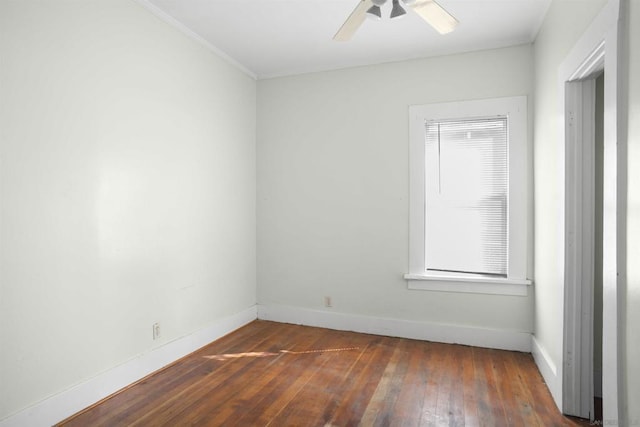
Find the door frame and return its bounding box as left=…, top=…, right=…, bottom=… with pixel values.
left=558, top=0, right=626, bottom=422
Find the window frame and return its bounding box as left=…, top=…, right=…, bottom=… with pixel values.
left=405, top=96, right=531, bottom=296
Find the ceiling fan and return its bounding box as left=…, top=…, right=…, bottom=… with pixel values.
left=334, top=0, right=459, bottom=41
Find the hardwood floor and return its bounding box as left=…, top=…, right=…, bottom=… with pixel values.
left=57, top=320, right=592, bottom=426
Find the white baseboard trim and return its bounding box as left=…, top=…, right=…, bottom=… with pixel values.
left=257, top=304, right=531, bottom=352
left=0, top=305, right=257, bottom=427
left=531, top=335, right=562, bottom=410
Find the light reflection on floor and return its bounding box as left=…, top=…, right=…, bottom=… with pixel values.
left=203, top=347, right=360, bottom=361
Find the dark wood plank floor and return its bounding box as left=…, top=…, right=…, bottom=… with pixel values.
left=57, top=320, right=592, bottom=426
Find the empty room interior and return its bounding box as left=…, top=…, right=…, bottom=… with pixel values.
left=0, top=0, right=638, bottom=425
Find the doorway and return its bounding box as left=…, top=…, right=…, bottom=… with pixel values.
left=593, top=71, right=604, bottom=423
left=559, top=0, right=623, bottom=422
left=562, top=71, right=601, bottom=421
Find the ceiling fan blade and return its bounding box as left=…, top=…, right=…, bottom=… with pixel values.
left=333, top=0, right=373, bottom=42
left=408, top=0, right=458, bottom=34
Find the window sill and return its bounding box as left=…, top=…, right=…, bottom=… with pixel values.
left=403, top=273, right=532, bottom=296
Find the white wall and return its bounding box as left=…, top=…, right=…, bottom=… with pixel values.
left=625, top=0, right=640, bottom=422
left=257, top=46, right=534, bottom=338
left=0, top=0, right=256, bottom=421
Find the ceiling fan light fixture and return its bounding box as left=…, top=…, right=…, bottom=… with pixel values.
left=390, top=0, right=406, bottom=18
left=334, top=0, right=459, bottom=42
left=366, top=5, right=382, bottom=20
left=410, top=0, right=459, bottom=34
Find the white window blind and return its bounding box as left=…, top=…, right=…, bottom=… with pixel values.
left=424, top=117, right=508, bottom=276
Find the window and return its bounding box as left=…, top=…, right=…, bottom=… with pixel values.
left=425, top=117, right=509, bottom=277
left=405, top=96, right=531, bottom=295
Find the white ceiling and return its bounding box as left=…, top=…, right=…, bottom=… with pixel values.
left=142, top=0, right=551, bottom=79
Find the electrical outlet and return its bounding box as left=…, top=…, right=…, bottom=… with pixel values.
left=324, top=296, right=332, bottom=308
left=153, top=322, right=160, bottom=340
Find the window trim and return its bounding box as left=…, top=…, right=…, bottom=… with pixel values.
left=405, top=96, right=532, bottom=295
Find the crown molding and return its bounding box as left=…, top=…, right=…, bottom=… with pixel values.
left=132, top=0, right=257, bottom=80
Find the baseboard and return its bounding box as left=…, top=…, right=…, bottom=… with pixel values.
left=531, top=335, right=562, bottom=410
left=257, top=304, right=531, bottom=352
left=0, top=305, right=257, bottom=427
